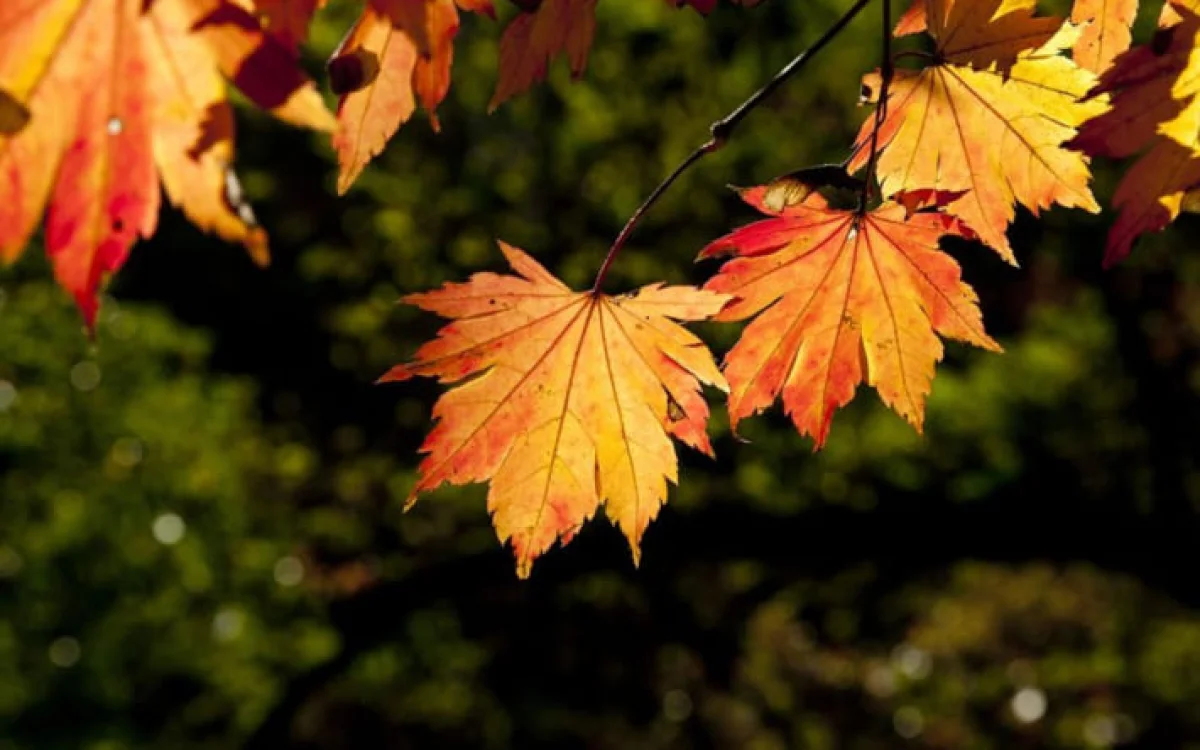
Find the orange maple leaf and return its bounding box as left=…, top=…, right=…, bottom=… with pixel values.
left=380, top=242, right=728, bottom=577
left=1070, top=4, right=1200, bottom=265
left=849, top=0, right=1105, bottom=263
left=330, top=0, right=493, bottom=193
left=700, top=189, right=1000, bottom=448
left=0, top=0, right=334, bottom=326
left=1070, top=0, right=1138, bottom=73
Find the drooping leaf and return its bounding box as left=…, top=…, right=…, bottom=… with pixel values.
left=700, top=191, right=1000, bottom=448
left=330, top=0, right=492, bottom=193
left=1070, top=5, right=1200, bottom=265
left=380, top=242, right=728, bottom=577
left=0, top=0, right=333, bottom=326
left=489, top=0, right=597, bottom=111
left=1070, top=0, right=1138, bottom=73
left=488, top=0, right=727, bottom=111
left=250, top=0, right=326, bottom=49
left=734, top=167, right=861, bottom=214
left=849, top=0, right=1105, bottom=263
left=151, top=0, right=275, bottom=267
left=185, top=0, right=338, bottom=129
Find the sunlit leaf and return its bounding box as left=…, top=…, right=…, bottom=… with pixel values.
left=381, top=242, right=728, bottom=576
left=849, top=0, right=1105, bottom=263
left=0, top=0, right=333, bottom=325
left=701, top=191, right=1000, bottom=447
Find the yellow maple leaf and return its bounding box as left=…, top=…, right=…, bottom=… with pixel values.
left=849, top=0, right=1105, bottom=263
left=381, top=242, right=729, bottom=577
left=1070, top=0, right=1138, bottom=73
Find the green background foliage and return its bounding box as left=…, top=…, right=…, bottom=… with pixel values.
left=3, top=0, right=1200, bottom=747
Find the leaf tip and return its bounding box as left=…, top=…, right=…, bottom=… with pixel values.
left=335, top=167, right=357, bottom=196
left=377, top=365, right=414, bottom=384
left=245, top=228, right=271, bottom=267
left=514, top=552, right=534, bottom=580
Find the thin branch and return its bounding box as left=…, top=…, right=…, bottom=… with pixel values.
left=859, top=0, right=894, bottom=210
left=591, top=145, right=711, bottom=292
left=592, top=0, right=875, bottom=292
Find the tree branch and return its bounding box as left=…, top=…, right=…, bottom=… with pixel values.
left=859, top=0, right=893, bottom=209
left=592, top=0, right=875, bottom=292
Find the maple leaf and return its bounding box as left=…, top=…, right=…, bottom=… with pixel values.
left=1070, top=5, right=1200, bottom=265
left=330, top=0, right=494, bottom=193
left=379, top=242, right=728, bottom=577
left=0, top=0, right=334, bottom=326
left=849, top=0, right=1105, bottom=263
left=700, top=190, right=1000, bottom=447
left=1070, top=0, right=1138, bottom=73
left=488, top=0, right=729, bottom=111
left=489, top=0, right=597, bottom=111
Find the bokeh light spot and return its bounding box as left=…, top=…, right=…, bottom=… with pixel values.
left=69, top=362, right=101, bottom=392
left=662, top=689, right=692, bottom=722
left=893, top=706, right=924, bottom=738
left=48, top=637, right=81, bottom=668
left=273, top=556, right=304, bottom=587
left=212, top=608, right=246, bottom=642
left=1011, top=687, right=1047, bottom=723
left=151, top=513, right=185, bottom=545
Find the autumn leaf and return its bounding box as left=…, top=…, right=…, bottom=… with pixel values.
left=1070, top=0, right=1138, bottom=73
left=0, top=1, right=81, bottom=135
left=250, top=0, right=326, bottom=49
left=849, top=0, right=1105, bottom=263
left=0, top=0, right=334, bottom=326
left=700, top=191, right=1000, bottom=448
left=330, top=0, right=493, bottom=193
left=1071, top=4, right=1200, bottom=265
left=379, top=242, right=728, bottom=577
left=488, top=0, right=728, bottom=111
left=489, top=0, right=597, bottom=111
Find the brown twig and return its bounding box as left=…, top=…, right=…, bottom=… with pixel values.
left=592, top=0, right=876, bottom=292
left=859, top=0, right=894, bottom=211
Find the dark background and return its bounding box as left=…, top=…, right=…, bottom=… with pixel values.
left=3, top=0, right=1200, bottom=747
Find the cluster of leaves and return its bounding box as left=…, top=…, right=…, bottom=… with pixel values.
left=389, top=0, right=1200, bottom=575
left=0, top=0, right=717, bottom=324
left=4, top=0, right=1200, bottom=575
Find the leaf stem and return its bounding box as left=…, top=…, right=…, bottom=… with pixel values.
left=858, top=0, right=894, bottom=211
left=592, top=0, right=875, bottom=292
